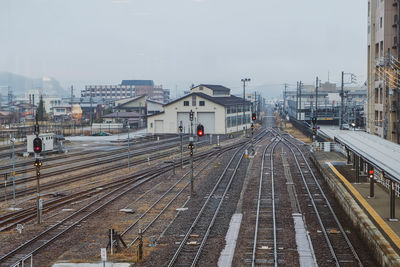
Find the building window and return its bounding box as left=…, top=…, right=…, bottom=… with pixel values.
left=192, top=95, right=196, bottom=106
left=184, top=101, right=189, bottom=106
left=380, top=17, right=382, bottom=28
left=199, top=101, right=205, bottom=106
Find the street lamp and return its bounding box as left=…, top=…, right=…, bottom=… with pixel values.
left=241, top=78, right=251, bottom=136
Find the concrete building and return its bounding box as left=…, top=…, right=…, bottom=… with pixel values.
left=147, top=84, right=251, bottom=134
left=82, top=80, right=168, bottom=103
left=367, top=0, right=400, bottom=143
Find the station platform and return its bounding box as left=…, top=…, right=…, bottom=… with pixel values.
left=312, top=151, right=400, bottom=266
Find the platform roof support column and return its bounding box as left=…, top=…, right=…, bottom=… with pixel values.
left=346, top=149, right=351, bottom=165
left=352, top=152, right=356, bottom=170
left=369, top=164, right=374, bottom=198
left=355, top=155, right=360, bottom=183
left=360, top=158, right=365, bottom=175
left=389, top=177, right=398, bottom=221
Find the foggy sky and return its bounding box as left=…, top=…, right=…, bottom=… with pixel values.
left=0, top=0, right=367, bottom=97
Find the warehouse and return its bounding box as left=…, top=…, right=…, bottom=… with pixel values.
left=147, top=84, right=252, bottom=134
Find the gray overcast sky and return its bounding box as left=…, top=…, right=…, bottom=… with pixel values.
left=0, top=0, right=367, bottom=97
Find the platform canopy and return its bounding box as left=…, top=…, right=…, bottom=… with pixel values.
left=320, top=128, right=400, bottom=183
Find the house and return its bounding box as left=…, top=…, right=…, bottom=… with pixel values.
left=147, top=84, right=252, bottom=134
left=102, top=111, right=144, bottom=128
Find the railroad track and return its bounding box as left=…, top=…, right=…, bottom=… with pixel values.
left=0, top=162, right=179, bottom=267
left=273, top=128, right=363, bottom=266
left=0, top=135, right=186, bottom=174
left=251, top=134, right=281, bottom=266
left=119, top=145, right=226, bottom=247
left=0, top=137, right=249, bottom=232
left=167, top=131, right=268, bottom=267
left=0, top=136, right=221, bottom=200
left=0, top=135, right=251, bottom=267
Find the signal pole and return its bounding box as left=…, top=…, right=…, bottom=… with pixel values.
left=189, top=111, right=194, bottom=197
left=34, top=114, right=42, bottom=224
left=179, top=123, right=183, bottom=168
left=10, top=135, right=16, bottom=206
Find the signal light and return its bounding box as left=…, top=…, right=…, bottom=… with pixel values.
left=197, top=124, right=204, bottom=137
left=369, top=169, right=374, bottom=178
left=312, top=117, right=317, bottom=124
left=252, top=113, right=256, bottom=121
left=178, top=125, right=183, bottom=132
left=188, top=142, right=194, bottom=150
left=33, top=137, right=42, bottom=153
left=34, top=159, right=42, bottom=167
left=189, top=110, right=194, bottom=121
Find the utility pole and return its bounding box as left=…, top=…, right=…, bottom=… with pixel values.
left=340, top=72, right=357, bottom=130
left=340, top=71, right=344, bottom=130
left=296, top=82, right=299, bottom=120
left=90, top=91, right=93, bottom=134
left=284, top=83, right=288, bottom=115
left=70, top=85, right=73, bottom=114
left=241, top=78, right=251, bottom=136
left=299, top=81, right=303, bottom=120
left=315, top=77, right=319, bottom=119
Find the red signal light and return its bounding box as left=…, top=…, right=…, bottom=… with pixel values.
left=197, top=124, right=204, bottom=137
left=369, top=170, right=374, bottom=175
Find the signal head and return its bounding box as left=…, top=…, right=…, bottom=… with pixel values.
left=33, top=137, right=42, bottom=153
left=312, top=117, right=317, bottom=124
left=197, top=124, right=204, bottom=137
left=252, top=113, right=256, bottom=121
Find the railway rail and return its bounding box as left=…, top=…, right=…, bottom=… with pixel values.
left=167, top=131, right=268, bottom=267
left=0, top=132, right=259, bottom=267
left=273, top=128, right=363, bottom=266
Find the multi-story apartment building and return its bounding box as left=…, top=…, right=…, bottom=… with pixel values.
left=367, top=0, right=400, bottom=144
left=81, top=84, right=136, bottom=99
left=81, top=80, right=167, bottom=103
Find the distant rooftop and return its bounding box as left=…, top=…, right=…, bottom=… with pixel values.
left=198, top=84, right=230, bottom=93
left=121, top=80, right=154, bottom=86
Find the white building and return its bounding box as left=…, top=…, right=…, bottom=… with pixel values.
left=147, top=84, right=252, bottom=134
left=27, top=133, right=55, bottom=153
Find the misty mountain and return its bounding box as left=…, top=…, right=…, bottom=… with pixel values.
left=0, top=72, right=67, bottom=97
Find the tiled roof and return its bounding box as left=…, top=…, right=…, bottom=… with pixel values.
left=199, top=84, right=230, bottom=93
